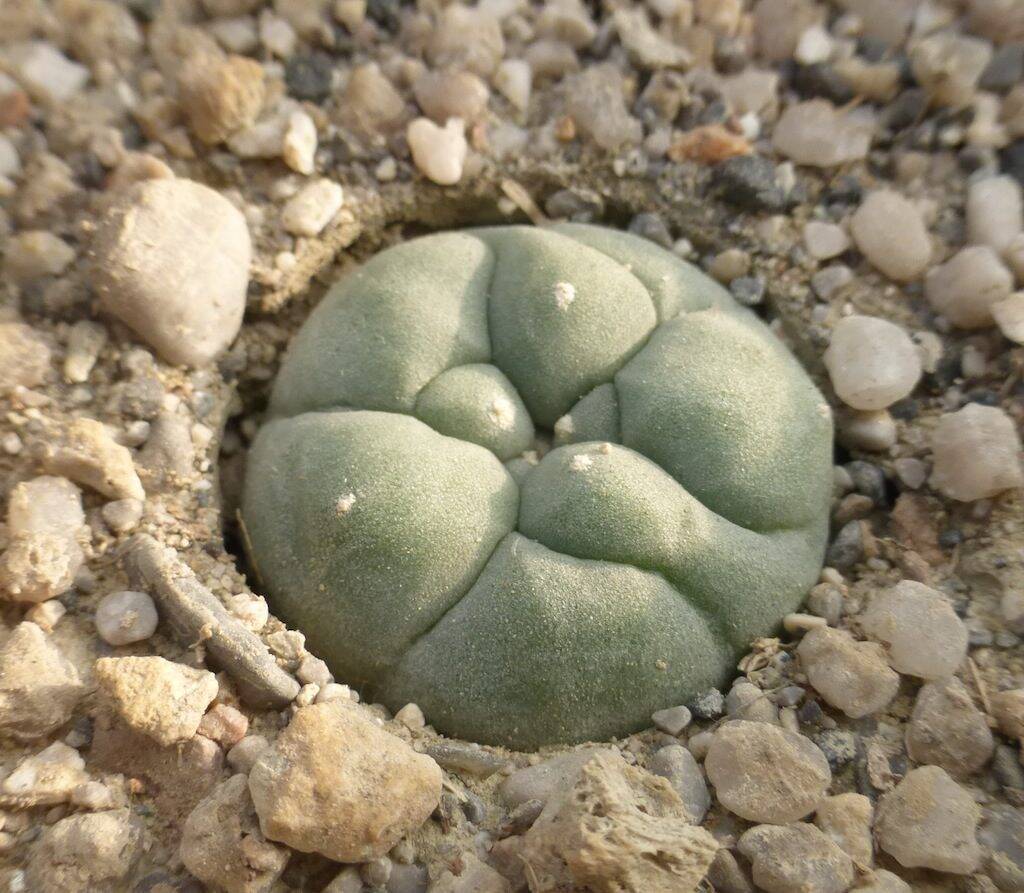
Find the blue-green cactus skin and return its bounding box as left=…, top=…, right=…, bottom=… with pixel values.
left=242, top=224, right=833, bottom=749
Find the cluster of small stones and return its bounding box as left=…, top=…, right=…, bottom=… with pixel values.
left=1, top=0, right=1024, bottom=890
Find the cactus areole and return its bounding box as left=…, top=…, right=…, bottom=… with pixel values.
left=242, top=225, right=833, bottom=749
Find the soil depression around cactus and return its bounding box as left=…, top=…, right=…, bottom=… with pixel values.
left=241, top=224, right=834, bottom=750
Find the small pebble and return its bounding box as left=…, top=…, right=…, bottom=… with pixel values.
left=281, top=178, right=344, bottom=236
left=966, top=175, right=1023, bottom=255
left=406, top=117, right=468, bottom=186
left=738, top=822, right=856, bottom=893
left=688, top=688, right=725, bottom=720
left=772, top=99, right=871, bottom=167
left=812, top=264, right=853, bottom=299
left=226, top=734, right=270, bottom=774
left=839, top=409, right=897, bottom=452
left=924, top=245, right=1013, bottom=329
left=650, top=705, right=692, bottom=736
left=824, top=315, right=922, bottom=411
left=850, top=190, right=931, bottom=281
left=803, top=220, right=850, bottom=260
left=94, top=590, right=159, bottom=646
left=282, top=110, right=317, bottom=175
left=647, top=744, right=711, bottom=823
left=797, top=626, right=899, bottom=718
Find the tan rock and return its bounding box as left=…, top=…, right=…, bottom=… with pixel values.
left=931, top=403, right=1023, bottom=501
left=0, top=741, right=89, bottom=807
left=25, top=809, right=142, bottom=893
left=705, top=720, right=831, bottom=823
left=0, top=622, right=86, bottom=741
left=906, top=677, right=995, bottom=776
left=40, top=417, right=144, bottom=500
left=177, top=52, right=266, bottom=144
left=90, top=177, right=251, bottom=366
left=94, top=655, right=218, bottom=746
left=248, top=701, right=442, bottom=862
left=875, top=766, right=981, bottom=874
left=850, top=190, right=931, bottom=281
left=0, top=321, right=51, bottom=392
left=991, top=688, right=1024, bottom=739
left=797, top=626, right=899, bottom=718
left=432, top=853, right=510, bottom=893
left=737, top=823, right=856, bottom=893
left=814, top=793, right=873, bottom=866
left=521, top=751, right=718, bottom=893
left=181, top=774, right=289, bottom=893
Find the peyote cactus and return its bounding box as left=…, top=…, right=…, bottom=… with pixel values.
left=242, top=225, right=833, bottom=749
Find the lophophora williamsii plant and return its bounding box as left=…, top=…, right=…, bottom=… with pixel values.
left=242, top=225, right=833, bottom=750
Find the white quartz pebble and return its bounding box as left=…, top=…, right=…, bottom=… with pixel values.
left=850, top=190, right=931, bottom=281
left=406, top=117, right=468, bottom=186
left=925, top=246, right=1014, bottom=329
left=94, top=590, right=159, bottom=646
left=967, top=175, right=1023, bottom=255
left=931, top=403, right=1024, bottom=501
left=993, top=293, right=1024, bottom=344
left=281, top=178, right=344, bottom=237
left=823, top=315, right=921, bottom=410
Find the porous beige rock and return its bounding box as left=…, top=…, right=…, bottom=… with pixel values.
left=94, top=655, right=218, bottom=747
left=931, top=403, right=1024, bottom=501
left=859, top=580, right=968, bottom=679
left=180, top=774, right=289, bottom=893
left=40, top=417, right=144, bottom=500
left=0, top=475, right=84, bottom=603
left=797, top=626, right=899, bottom=718
left=906, top=677, right=995, bottom=776
left=823, top=315, right=921, bottom=410
left=875, top=766, right=981, bottom=874
left=248, top=701, right=442, bottom=862
left=90, top=177, right=251, bottom=366
left=0, top=321, right=52, bottom=392
left=0, top=622, right=85, bottom=740
left=177, top=52, right=266, bottom=144
left=704, top=721, right=831, bottom=823
left=924, top=246, right=1014, bottom=329
left=737, top=823, right=856, bottom=893
left=813, top=793, right=873, bottom=866
left=521, top=751, right=718, bottom=893
left=25, top=808, right=142, bottom=893
left=850, top=190, right=931, bottom=281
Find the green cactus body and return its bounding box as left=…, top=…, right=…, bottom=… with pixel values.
left=242, top=224, right=833, bottom=749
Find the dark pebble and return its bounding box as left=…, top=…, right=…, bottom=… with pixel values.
left=500, top=798, right=545, bottom=837
left=461, top=791, right=487, bottom=825
left=285, top=52, right=335, bottom=102
left=688, top=688, right=725, bottom=720
left=826, top=520, right=863, bottom=571
left=824, top=175, right=863, bottom=205
left=729, top=276, right=765, bottom=306
left=814, top=729, right=858, bottom=771
left=980, top=43, right=1024, bottom=93
left=798, top=699, right=824, bottom=725
left=939, top=529, right=964, bottom=548
left=993, top=745, right=1024, bottom=792
left=1000, top=139, right=1024, bottom=187
left=545, top=188, right=604, bottom=221
left=889, top=398, right=919, bottom=421
left=628, top=212, right=673, bottom=249
left=880, top=88, right=929, bottom=132
left=845, top=460, right=888, bottom=506
left=857, top=36, right=890, bottom=63
left=365, top=0, right=403, bottom=31
left=712, top=154, right=790, bottom=212
left=792, top=63, right=855, bottom=104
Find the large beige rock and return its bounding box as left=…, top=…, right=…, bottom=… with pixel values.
left=94, top=655, right=218, bottom=746
left=25, top=809, right=143, bottom=893
left=0, top=622, right=86, bottom=740
left=704, top=721, right=831, bottom=824
left=181, top=774, right=289, bottom=893
left=931, top=403, right=1024, bottom=501
left=797, top=626, right=899, bottom=718
left=521, top=751, right=718, bottom=893
left=875, top=766, right=981, bottom=874
left=737, top=823, right=856, bottom=893
left=90, top=177, right=251, bottom=366
left=905, top=677, right=995, bottom=776
left=859, top=580, right=967, bottom=679
left=248, top=701, right=442, bottom=862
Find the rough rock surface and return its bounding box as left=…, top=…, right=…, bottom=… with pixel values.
left=25, top=809, right=143, bottom=893
left=905, top=677, right=995, bottom=776
left=796, top=626, right=899, bottom=718
left=90, top=177, right=251, bottom=366
left=39, top=417, right=144, bottom=500
left=521, top=751, right=719, bottom=893
left=94, top=655, right=219, bottom=746
left=0, top=621, right=85, bottom=740
left=704, top=720, right=831, bottom=823
left=849, top=190, right=931, bottom=281
left=859, top=580, right=968, bottom=679
left=875, top=766, right=982, bottom=874
left=499, top=748, right=615, bottom=807
left=247, top=701, right=442, bottom=862
left=647, top=744, right=711, bottom=823
left=180, top=774, right=290, bottom=893
left=813, top=793, right=873, bottom=866
left=0, top=321, right=52, bottom=391
left=737, top=823, right=856, bottom=893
